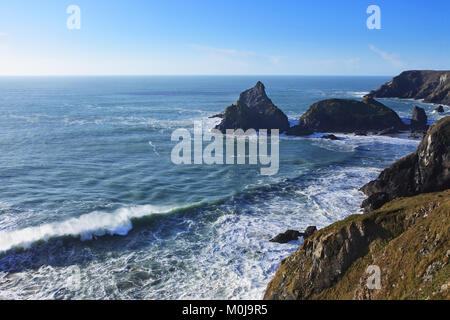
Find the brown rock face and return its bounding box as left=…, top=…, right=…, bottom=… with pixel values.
left=215, top=82, right=290, bottom=133
left=264, top=219, right=380, bottom=300
left=366, top=70, right=450, bottom=105
left=361, top=116, right=450, bottom=212
left=264, top=191, right=450, bottom=300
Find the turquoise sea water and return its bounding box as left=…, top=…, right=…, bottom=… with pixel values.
left=0, top=76, right=447, bottom=299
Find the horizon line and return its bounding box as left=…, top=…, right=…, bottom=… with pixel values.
left=0, top=74, right=396, bottom=77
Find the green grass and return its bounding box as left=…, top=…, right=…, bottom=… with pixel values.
left=312, top=190, right=450, bottom=300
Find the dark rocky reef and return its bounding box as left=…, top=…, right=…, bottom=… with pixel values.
left=215, top=82, right=290, bottom=133
left=410, top=106, right=428, bottom=132
left=321, top=134, right=340, bottom=140
left=435, top=105, right=444, bottom=113
left=270, top=226, right=317, bottom=244
left=361, top=116, right=450, bottom=212
left=288, top=97, right=406, bottom=135
left=270, top=230, right=301, bottom=244
left=366, top=70, right=450, bottom=106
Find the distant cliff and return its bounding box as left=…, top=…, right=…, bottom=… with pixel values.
left=367, top=70, right=450, bottom=106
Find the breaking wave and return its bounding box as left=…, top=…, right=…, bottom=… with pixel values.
left=0, top=204, right=179, bottom=252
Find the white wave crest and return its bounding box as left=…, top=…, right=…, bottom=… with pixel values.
left=0, top=204, right=177, bottom=252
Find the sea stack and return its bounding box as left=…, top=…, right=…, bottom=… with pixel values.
left=287, top=97, right=406, bottom=135
left=410, top=106, right=428, bottom=132
left=215, top=82, right=290, bottom=133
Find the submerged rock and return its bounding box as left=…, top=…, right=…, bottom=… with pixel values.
left=290, top=97, right=406, bottom=134
left=270, top=230, right=301, bottom=243
left=361, top=116, right=450, bottom=212
left=435, top=105, right=444, bottom=113
left=366, top=70, right=450, bottom=105
left=411, top=106, right=428, bottom=132
left=321, top=134, right=339, bottom=140
left=215, top=82, right=290, bottom=133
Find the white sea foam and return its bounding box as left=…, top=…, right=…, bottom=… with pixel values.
left=281, top=127, right=421, bottom=148
left=0, top=162, right=411, bottom=299
left=0, top=204, right=176, bottom=252
left=348, top=91, right=369, bottom=98
left=202, top=116, right=222, bottom=131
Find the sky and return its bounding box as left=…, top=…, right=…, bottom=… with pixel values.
left=0, top=0, right=449, bottom=76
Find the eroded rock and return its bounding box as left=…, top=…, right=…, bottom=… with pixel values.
left=361, top=116, right=450, bottom=212
left=215, top=82, right=290, bottom=133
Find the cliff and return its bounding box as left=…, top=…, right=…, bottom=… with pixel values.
left=361, top=117, right=450, bottom=212
left=367, top=70, right=450, bottom=106
left=264, top=117, right=450, bottom=300
left=264, top=190, right=449, bottom=300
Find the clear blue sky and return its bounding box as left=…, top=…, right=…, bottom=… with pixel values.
left=0, top=0, right=449, bottom=75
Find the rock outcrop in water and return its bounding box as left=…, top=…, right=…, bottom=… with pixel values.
left=215, top=82, right=290, bottom=133
left=410, top=105, right=428, bottom=132
left=361, top=116, right=450, bottom=212
left=366, top=70, right=450, bottom=106
left=321, top=134, right=340, bottom=140
left=435, top=105, right=445, bottom=113
left=270, top=230, right=301, bottom=244
left=287, top=97, right=406, bottom=135
left=270, top=226, right=317, bottom=244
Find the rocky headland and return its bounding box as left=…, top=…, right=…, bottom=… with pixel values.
left=212, top=75, right=449, bottom=300
left=361, top=117, right=449, bottom=212
left=366, top=70, right=450, bottom=106
left=264, top=117, right=450, bottom=300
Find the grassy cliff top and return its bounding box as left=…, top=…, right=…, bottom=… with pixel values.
left=265, top=190, right=450, bottom=300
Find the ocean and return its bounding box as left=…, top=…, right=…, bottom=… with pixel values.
left=0, top=76, right=446, bottom=299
